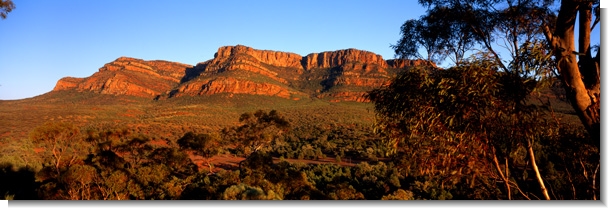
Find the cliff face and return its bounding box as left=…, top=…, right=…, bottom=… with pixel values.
left=201, top=46, right=297, bottom=84
left=174, top=77, right=294, bottom=99
left=303, top=49, right=387, bottom=70
left=168, top=45, right=305, bottom=99
left=174, top=45, right=402, bottom=101
left=212, top=45, right=304, bottom=70
left=54, top=77, right=85, bottom=91
left=53, top=45, right=434, bottom=102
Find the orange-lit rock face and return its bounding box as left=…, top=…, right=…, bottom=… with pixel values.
left=175, top=77, right=294, bottom=99
left=53, top=77, right=84, bottom=91
left=201, top=45, right=304, bottom=85
left=79, top=73, right=164, bottom=97
left=52, top=45, right=436, bottom=102
left=99, top=57, right=190, bottom=83
left=303, top=49, right=388, bottom=70
left=52, top=57, right=192, bottom=98
left=213, top=45, right=304, bottom=69
left=204, top=53, right=289, bottom=84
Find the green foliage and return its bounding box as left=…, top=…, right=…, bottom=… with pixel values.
left=369, top=53, right=595, bottom=199
left=398, top=0, right=557, bottom=75
left=29, top=122, right=90, bottom=175
left=1, top=94, right=592, bottom=200
left=26, top=125, right=200, bottom=200
left=178, top=132, right=222, bottom=172
left=180, top=169, right=241, bottom=200
left=0, top=136, right=40, bottom=171
left=536, top=125, right=599, bottom=199
left=382, top=189, right=414, bottom=200
left=224, top=110, right=290, bottom=156
left=178, top=132, right=220, bottom=155
left=222, top=183, right=281, bottom=200
left=393, top=6, right=477, bottom=65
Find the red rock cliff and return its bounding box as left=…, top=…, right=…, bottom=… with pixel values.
left=174, top=77, right=295, bottom=99
left=53, top=77, right=85, bottom=91
left=212, top=45, right=303, bottom=69
left=53, top=57, right=192, bottom=98
left=303, top=49, right=388, bottom=70
left=52, top=45, right=436, bottom=101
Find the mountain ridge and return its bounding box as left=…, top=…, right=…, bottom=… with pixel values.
left=53, top=45, right=435, bottom=102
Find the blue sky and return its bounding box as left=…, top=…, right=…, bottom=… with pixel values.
left=0, top=1, right=602, bottom=100
left=0, top=0, right=426, bottom=100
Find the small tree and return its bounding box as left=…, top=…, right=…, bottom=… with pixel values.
left=178, top=132, right=221, bottom=173
left=227, top=110, right=290, bottom=156
left=29, top=122, right=88, bottom=176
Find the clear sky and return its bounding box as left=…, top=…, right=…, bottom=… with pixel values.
left=0, top=1, right=602, bottom=100
left=0, top=0, right=427, bottom=100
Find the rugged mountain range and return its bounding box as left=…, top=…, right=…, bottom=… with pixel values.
left=53, top=45, right=434, bottom=102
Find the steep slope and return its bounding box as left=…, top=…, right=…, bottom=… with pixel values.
left=167, top=45, right=306, bottom=100
left=300, top=49, right=393, bottom=102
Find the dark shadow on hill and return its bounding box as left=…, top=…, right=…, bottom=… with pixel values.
left=154, top=63, right=208, bottom=100
left=320, top=67, right=344, bottom=93
left=180, top=63, right=207, bottom=84
left=0, top=163, right=40, bottom=199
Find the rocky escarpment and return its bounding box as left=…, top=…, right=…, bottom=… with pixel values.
left=54, top=77, right=85, bottom=91
left=211, top=45, right=304, bottom=70
left=173, top=77, right=293, bottom=99
left=169, top=45, right=434, bottom=101
left=53, top=45, right=434, bottom=102
left=165, top=45, right=307, bottom=99
left=303, top=48, right=388, bottom=70
left=53, top=57, right=192, bottom=98
left=199, top=45, right=303, bottom=84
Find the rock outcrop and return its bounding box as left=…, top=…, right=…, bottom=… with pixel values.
left=212, top=45, right=303, bottom=69
left=53, top=45, right=436, bottom=102
left=53, top=57, right=192, bottom=98
left=174, top=77, right=294, bottom=99
left=53, top=77, right=85, bottom=91
left=303, top=49, right=388, bottom=70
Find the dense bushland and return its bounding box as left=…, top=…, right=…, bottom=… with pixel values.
left=0, top=93, right=596, bottom=200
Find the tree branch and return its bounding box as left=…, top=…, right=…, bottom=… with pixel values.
left=528, top=139, right=550, bottom=200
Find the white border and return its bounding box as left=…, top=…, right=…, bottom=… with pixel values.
left=5, top=201, right=608, bottom=208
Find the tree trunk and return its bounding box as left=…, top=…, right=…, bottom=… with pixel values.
left=206, top=159, right=214, bottom=174
left=543, top=0, right=600, bottom=144
left=528, top=139, right=550, bottom=200
left=492, top=154, right=511, bottom=199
